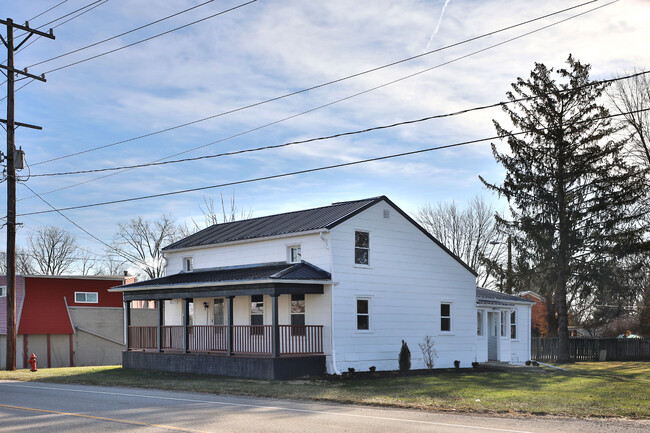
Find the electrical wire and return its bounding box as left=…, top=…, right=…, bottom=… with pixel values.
left=17, top=107, right=649, bottom=217
left=28, top=70, right=650, bottom=178
left=28, top=0, right=605, bottom=166
left=28, top=0, right=70, bottom=22
left=18, top=0, right=621, bottom=201
left=27, top=0, right=219, bottom=69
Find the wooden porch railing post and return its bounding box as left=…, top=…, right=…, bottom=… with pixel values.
left=125, top=300, right=131, bottom=350
left=157, top=300, right=164, bottom=352
left=227, top=296, right=234, bottom=356
left=272, top=295, right=280, bottom=357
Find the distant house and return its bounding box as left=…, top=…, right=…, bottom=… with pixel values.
left=113, top=196, right=533, bottom=379
left=519, top=291, right=549, bottom=337
left=0, top=274, right=154, bottom=369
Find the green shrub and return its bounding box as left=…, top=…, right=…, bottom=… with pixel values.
left=399, top=339, right=411, bottom=372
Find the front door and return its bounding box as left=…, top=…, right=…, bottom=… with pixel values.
left=488, top=311, right=499, bottom=361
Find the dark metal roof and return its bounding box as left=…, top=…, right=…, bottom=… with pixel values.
left=163, top=197, right=382, bottom=251
left=116, top=261, right=331, bottom=290
left=476, top=287, right=535, bottom=304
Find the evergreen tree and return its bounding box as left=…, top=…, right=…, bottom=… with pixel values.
left=398, top=339, right=411, bottom=372
left=481, top=55, right=649, bottom=362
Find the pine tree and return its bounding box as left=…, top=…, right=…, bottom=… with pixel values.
left=481, top=55, right=649, bottom=362
left=398, top=339, right=411, bottom=372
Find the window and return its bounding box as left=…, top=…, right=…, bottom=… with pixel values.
left=183, top=257, right=193, bottom=272
left=440, top=303, right=452, bottom=332
left=477, top=310, right=484, bottom=336
left=354, top=231, right=370, bottom=265
left=0, top=286, right=6, bottom=297
left=251, top=295, right=264, bottom=335
left=510, top=311, right=517, bottom=340
left=132, top=300, right=156, bottom=309
left=356, top=298, right=370, bottom=330
left=291, top=294, right=306, bottom=335
left=75, top=292, right=98, bottom=303
left=500, top=311, right=507, bottom=337
left=288, top=246, right=302, bottom=263
left=214, top=298, right=226, bottom=325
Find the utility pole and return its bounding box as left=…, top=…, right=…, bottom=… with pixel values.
left=1, top=18, right=54, bottom=370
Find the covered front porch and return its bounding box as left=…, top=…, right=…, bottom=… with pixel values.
left=114, top=261, right=331, bottom=379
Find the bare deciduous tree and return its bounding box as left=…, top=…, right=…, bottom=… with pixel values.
left=181, top=193, right=253, bottom=237
left=415, top=196, right=505, bottom=288
left=608, top=69, right=650, bottom=173
left=26, top=226, right=77, bottom=275
left=113, top=215, right=180, bottom=280
left=0, top=248, right=34, bottom=275
left=96, top=252, right=129, bottom=276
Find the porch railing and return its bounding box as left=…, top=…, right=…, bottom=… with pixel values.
left=128, top=324, right=323, bottom=355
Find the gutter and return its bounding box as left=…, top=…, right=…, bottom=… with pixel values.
left=110, top=278, right=335, bottom=292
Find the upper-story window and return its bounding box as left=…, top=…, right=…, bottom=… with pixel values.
left=354, top=231, right=370, bottom=265
left=183, top=257, right=193, bottom=272
left=75, top=292, right=98, bottom=303
left=288, top=245, right=302, bottom=263
left=0, top=286, right=6, bottom=297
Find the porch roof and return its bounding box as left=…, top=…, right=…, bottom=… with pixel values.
left=111, top=261, right=331, bottom=300
left=476, top=287, right=535, bottom=307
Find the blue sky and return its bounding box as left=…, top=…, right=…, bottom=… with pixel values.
left=2, top=0, right=649, bottom=272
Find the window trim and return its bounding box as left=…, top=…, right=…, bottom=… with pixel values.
left=74, top=292, right=98, bottom=304
left=287, top=245, right=302, bottom=263
left=477, top=309, right=484, bottom=337
left=355, top=297, right=372, bottom=333
left=440, top=302, right=453, bottom=334
left=354, top=230, right=371, bottom=267
left=183, top=257, right=194, bottom=272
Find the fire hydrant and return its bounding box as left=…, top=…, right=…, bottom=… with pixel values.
left=27, top=353, right=37, bottom=372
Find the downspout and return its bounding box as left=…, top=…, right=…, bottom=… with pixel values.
left=321, top=230, right=341, bottom=375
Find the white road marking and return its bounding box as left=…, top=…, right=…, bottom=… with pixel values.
left=0, top=381, right=535, bottom=433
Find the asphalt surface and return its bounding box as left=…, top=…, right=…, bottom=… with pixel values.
left=0, top=380, right=648, bottom=432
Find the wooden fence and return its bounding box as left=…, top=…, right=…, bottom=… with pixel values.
left=532, top=337, right=650, bottom=362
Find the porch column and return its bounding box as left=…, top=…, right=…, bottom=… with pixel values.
left=227, top=296, right=234, bottom=356
left=272, top=294, right=280, bottom=357
left=183, top=299, right=190, bottom=353
left=125, top=300, right=131, bottom=350
left=157, top=300, right=164, bottom=352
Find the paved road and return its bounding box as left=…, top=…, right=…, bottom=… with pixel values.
left=0, top=380, right=648, bottom=433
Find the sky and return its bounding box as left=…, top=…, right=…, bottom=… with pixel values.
left=1, top=0, right=649, bottom=273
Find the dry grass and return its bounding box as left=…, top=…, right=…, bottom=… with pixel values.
left=1, top=362, right=648, bottom=419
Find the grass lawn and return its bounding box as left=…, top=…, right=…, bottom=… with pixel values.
left=1, top=362, right=648, bottom=419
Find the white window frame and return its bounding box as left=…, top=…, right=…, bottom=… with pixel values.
left=500, top=310, right=508, bottom=337
left=287, top=245, right=302, bottom=263
left=440, top=302, right=453, bottom=334
left=75, top=292, right=98, bottom=304
left=354, top=230, right=370, bottom=267
left=0, top=286, right=6, bottom=297
left=183, top=257, right=194, bottom=272
left=510, top=310, right=518, bottom=340
left=477, top=310, right=484, bottom=336
left=355, top=297, right=372, bottom=332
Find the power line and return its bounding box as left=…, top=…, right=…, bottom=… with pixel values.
left=41, top=0, right=258, bottom=74
left=17, top=0, right=619, bottom=201
left=18, top=107, right=649, bottom=218
left=28, top=70, right=650, bottom=178
left=28, top=0, right=70, bottom=22
left=20, top=183, right=154, bottom=268
left=29, top=0, right=604, bottom=166
left=27, top=0, right=219, bottom=69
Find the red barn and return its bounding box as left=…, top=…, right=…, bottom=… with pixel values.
left=1, top=274, right=155, bottom=369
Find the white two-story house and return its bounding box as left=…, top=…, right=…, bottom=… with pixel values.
left=113, top=196, right=532, bottom=379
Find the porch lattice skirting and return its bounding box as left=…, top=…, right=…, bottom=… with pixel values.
left=122, top=351, right=326, bottom=380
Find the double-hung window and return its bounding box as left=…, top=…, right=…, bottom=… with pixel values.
left=354, top=231, right=370, bottom=265
left=510, top=311, right=517, bottom=340
left=251, top=295, right=264, bottom=335
left=356, top=298, right=370, bottom=330
left=477, top=310, right=484, bottom=336
left=75, top=292, right=98, bottom=303
left=291, top=294, right=306, bottom=335
left=440, top=303, right=452, bottom=332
